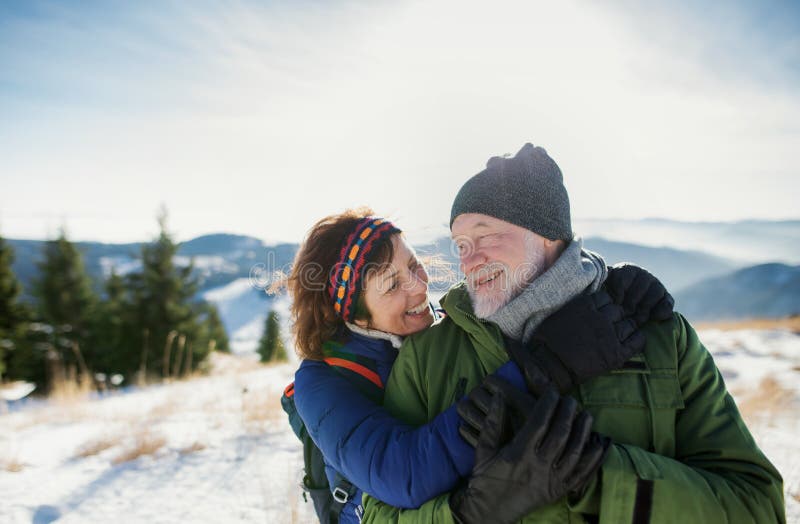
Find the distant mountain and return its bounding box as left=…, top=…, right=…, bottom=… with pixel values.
left=5, top=230, right=795, bottom=347
left=582, top=237, right=737, bottom=292
left=179, top=233, right=263, bottom=256
left=573, top=218, right=800, bottom=264
left=674, top=264, right=800, bottom=321
left=9, top=239, right=143, bottom=299
left=6, top=233, right=297, bottom=299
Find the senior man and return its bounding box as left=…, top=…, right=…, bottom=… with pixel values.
left=362, top=143, right=784, bottom=523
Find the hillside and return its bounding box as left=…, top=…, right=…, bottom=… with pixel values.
left=6, top=226, right=799, bottom=341
left=1, top=329, right=798, bottom=522
left=7, top=234, right=296, bottom=298
left=573, top=218, right=800, bottom=264
left=582, top=237, right=735, bottom=292
left=674, top=264, right=800, bottom=321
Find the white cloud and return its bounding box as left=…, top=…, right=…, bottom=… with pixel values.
left=1, top=0, right=798, bottom=243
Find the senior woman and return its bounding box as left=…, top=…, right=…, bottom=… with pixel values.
left=288, top=208, right=671, bottom=524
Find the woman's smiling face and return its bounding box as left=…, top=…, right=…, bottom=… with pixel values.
left=356, top=234, right=433, bottom=336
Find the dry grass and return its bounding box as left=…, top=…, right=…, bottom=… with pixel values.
left=178, top=442, right=206, bottom=455
left=8, top=400, right=99, bottom=432
left=112, top=430, right=167, bottom=465
left=696, top=316, right=800, bottom=333
left=2, top=457, right=24, bottom=472
left=49, top=381, right=94, bottom=404
left=736, top=377, right=796, bottom=423
left=147, top=398, right=180, bottom=421
left=207, top=351, right=264, bottom=376
left=242, top=390, right=284, bottom=432
left=75, top=435, right=122, bottom=459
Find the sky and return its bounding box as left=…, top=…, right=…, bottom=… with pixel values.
left=1, top=0, right=798, bottom=244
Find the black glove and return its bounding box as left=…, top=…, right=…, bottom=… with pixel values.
left=451, top=378, right=609, bottom=524
left=457, top=374, right=535, bottom=447
left=458, top=377, right=506, bottom=448
left=510, top=290, right=645, bottom=396
left=605, top=263, right=674, bottom=325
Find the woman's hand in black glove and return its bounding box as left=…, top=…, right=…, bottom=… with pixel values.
left=451, top=377, right=609, bottom=524
left=605, top=263, right=674, bottom=325
left=510, top=289, right=645, bottom=396
left=458, top=374, right=542, bottom=447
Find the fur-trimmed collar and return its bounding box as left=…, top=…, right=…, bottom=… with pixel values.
left=345, top=322, right=404, bottom=349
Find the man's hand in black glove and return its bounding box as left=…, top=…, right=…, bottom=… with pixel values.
left=605, top=263, right=674, bottom=325
left=451, top=377, right=609, bottom=524
left=510, top=289, right=645, bottom=396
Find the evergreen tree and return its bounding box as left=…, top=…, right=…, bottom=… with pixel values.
left=198, top=302, right=229, bottom=353
left=32, top=229, right=97, bottom=389
left=257, top=310, right=287, bottom=363
left=93, top=269, right=133, bottom=376
left=127, top=209, right=200, bottom=380
left=0, top=235, right=25, bottom=380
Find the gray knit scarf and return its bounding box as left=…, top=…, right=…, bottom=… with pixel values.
left=486, top=239, right=607, bottom=343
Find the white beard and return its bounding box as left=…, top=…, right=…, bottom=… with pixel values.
left=469, top=282, right=515, bottom=318
left=467, top=233, right=546, bottom=318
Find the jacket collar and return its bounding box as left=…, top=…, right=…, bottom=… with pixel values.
left=440, top=283, right=507, bottom=364
left=332, top=325, right=400, bottom=365
left=345, top=322, right=403, bottom=349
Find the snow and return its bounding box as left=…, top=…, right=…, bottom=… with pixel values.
left=2, top=330, right=798, bottom=523
left=701, top=329, right=799, bottom=388
left=1, top=354, right=314, bottom=523
left=0, top=382, right=36, bottom=402
left=98, top=257, right=141, bottom=278
left=202, top=278, right=294, bottom=357
left=174, top=255, right=239, bottom=274
left=202, top=279, right=258, bottom=303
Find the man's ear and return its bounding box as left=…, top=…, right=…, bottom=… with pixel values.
left=543, top=238, right=564, bottom=248
left=542, top=238, right=567, bottom=267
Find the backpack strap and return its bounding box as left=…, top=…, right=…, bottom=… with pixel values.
left=329, top=473, right=360, bottom=522
left=322, top=343, right=385, bottom=516
left=322, top=342, right=385, bottom=404
left=281, top=382, right=306, bottom=440
left=283, top=343, right=386, bottom=522
left=323, top=356, right=383, bottom=388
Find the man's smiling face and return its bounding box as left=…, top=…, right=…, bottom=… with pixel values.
left=451, top=213, right=551, bottom=318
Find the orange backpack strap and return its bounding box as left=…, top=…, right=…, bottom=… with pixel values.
left=323, top=357, right=383, bottom=389
left=284, top=382, right=295, bottom=398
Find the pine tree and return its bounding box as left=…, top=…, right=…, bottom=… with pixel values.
left=257, top=310, right=287, bottom=363
left=128, top=208, right=200, bottom=380
left=93, top=269, right=134, bottom=377
left=32, top=229, right=97, bottom=389
left=199, top=303, right=229, bottom=353
left=0, top=235, right=25, bottom=380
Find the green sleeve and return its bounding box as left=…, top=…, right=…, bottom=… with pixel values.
left=362, top=336, right=458, bottom=523
left=362, top=493, right=454, bottom=524
left=571, top=314, right=785, bottom=523
left=381, top=335, right=431, bottom=426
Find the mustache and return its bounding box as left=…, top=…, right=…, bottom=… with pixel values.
left=465, top=263, right=507, bottom=289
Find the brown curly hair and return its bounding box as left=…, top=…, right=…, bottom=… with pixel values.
left=288, top=207, right=396, bottom=360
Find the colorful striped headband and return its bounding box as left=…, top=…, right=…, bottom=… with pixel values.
left=328, top=217, right=401, bottom=322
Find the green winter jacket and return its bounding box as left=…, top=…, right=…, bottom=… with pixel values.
left=362, top=283, right=785, bottom=523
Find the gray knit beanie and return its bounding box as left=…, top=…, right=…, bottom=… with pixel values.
left=450, top=143, right=573, bottom=241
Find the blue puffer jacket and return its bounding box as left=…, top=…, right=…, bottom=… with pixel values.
left=294, top=328, right=526, bottom=523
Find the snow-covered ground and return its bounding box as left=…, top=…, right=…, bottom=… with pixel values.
left=0, top=354, right=314, bottom=524
left=1, top=329, right=798, bottom=523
